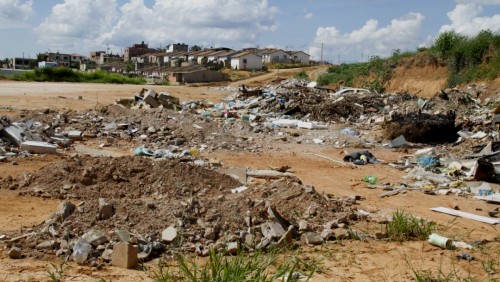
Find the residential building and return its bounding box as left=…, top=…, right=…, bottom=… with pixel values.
left=163, top=51, right=189, bottom=64
left=8, top=57, right=37, bottom=69
left=124, top=41, right=156, bottom=61
left=167, top=66, right=228, bottom=84
left=230, top=51, right=263, bottom=71
left=90, top=51, right=106, bottom=63
left=166, top=43, right=188, bottom=53
left=289, top=51, right=310, bottom=65
left=261, top=49, right=290, bottom=64
left=38, top=61, right=58, bottom=68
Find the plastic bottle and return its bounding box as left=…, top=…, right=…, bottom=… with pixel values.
left=71, top=240, right=92, bottom=264
left=362, top=176, right=377, bottom=185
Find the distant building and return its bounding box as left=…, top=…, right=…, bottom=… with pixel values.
left=90, top=51, right=106, bottom=63
left=261, top=49, right=290, bottom=64
left=8, top=57, right=37, bottom=69
left=38, top=61, right=58, bottom=68
left=289, top=51, right=310, bottom=65
left=166, top=43, right=188, bottom=53
left=43, top=52, right=84, bottom=68
left=124, top=41, right=156, bottom=61
left=230, top=51, right=263, bottom=71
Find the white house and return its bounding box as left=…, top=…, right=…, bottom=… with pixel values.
left=289, top=51, right=310, bottom=65
left=230, top=51, right=262, bottom=71
left=261, top=49, right=290, bottom=64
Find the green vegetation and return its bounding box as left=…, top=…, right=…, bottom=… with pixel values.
left=267, top=63, right=304, bottom=69
left=11, top=67, right=145, bottom=84
left=431, top=29, right=500, bottom=87
left=147, top=249, right=316, bottom=282
left=294, top=70, right=309, bottom=80
left=318, top=30, right=499, bottom=90
left=317, top=53, right=400, bottom=93
left=46, top=258, right=71, bottom=282
left=385, top=211, right=436, bottom=242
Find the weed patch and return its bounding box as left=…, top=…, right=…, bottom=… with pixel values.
left=386, top=211, right=436, bottom=242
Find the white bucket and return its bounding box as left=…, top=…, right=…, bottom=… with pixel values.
left=428, top=233, right=452, bottom=249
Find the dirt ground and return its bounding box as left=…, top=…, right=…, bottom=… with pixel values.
left=0, top=72, right=499, bottom=281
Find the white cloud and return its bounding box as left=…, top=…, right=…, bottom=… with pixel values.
left=35, top=0, right=278, bottom=54
left=0, top=0, right=32, bottom=20
left=304, top=12, right=313, bottom=20
left=35, top=0, right=119, bottom=52
left=439, top=0, right=500, bottom=36
left=309, top=13, right=425, bottom=62
left=0, top=0, right=33, bottom=29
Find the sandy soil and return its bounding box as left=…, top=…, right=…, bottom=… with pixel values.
left=0, top=76, right=499, bottom=281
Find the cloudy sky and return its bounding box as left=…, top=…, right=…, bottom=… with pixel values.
left=1, top=0, right=499, bottom=63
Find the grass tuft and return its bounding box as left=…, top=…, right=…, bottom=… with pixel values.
left=386, top=211, right=436, bottom=242
left=148, top=249, right=316, bottom=282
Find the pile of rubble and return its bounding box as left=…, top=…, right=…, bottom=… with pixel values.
left=1, top=155, right=366, bottom=267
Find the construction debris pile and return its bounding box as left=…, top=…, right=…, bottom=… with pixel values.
left=1, top=77, right=499, bottom=269
left=1, top=155, right=366, bottom=266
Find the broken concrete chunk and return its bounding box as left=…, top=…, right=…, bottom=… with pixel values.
left=101, top=249, right=113, bottom=262
left=204, top=227, right=217, bottom=241
left=161, top=226, right=178, bottom=243
left=143, top=89, right=160, bottom=108
left=321, top=229, right=334, bottom=240
left=301, top=232, right=324, bottom=245
left=20, top=141, right=57, bottom=154
left=68, top=131, right=83, bottom=141
left=278, top=226, right=295, bottom=247
left=333, top=228, right=350, bottom=240
left=260, top=221, right=285, bottom=240
left=112, top=243, right=138, bottom=269
left=8, top=247, right=22, bottom=259
left=389, top=135, right=408, bottom=148
left=0, top=124, right=24, bottom=146
left=98, top=198, right=114, bottom=220
left=82, top=229, right=108, bottom=246
left=53, top=200, right=76, bottom=222
left=36, top=240, right=55, bottom=250
left=298, top=220, right=309, bottom=231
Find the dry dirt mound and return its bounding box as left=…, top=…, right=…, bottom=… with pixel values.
left=1, top=156, right=361, bottom=262
left=385, top=52, right=448, bottom=98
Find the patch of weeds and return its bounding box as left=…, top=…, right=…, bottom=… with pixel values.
left=294, top=70, right=309, bottom=80
left=405, top=255, right=474, bottom=282
left=147, top=249, right=316, bottom=282
left=45, top=257, right=71, bottom=282
left=481, top=259, right=497, bottom=276
left=386, top=211, right=436, bottom=242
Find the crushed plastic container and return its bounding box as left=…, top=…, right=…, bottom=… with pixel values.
left=362, top=176, right=377, bottom=185
left=71, top=240, right=92, bottom=264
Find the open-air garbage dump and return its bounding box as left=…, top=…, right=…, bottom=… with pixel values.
left=0, top=77, right=499, bottom=279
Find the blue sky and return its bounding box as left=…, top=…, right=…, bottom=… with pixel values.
left=1, top=0, right=499, bottom=62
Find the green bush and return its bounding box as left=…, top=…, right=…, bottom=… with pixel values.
left=294, top=70, right=309, bottom=80
left=11, top=67, right=145, bottom=84
left=431, top=29, right=500, bottom=86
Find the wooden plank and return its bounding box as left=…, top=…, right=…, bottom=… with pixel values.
left=378, top=187, right=405, bottom=198
left=430, top=207, right=499, bottom=225
left=246, top=170, right=294, bottom=179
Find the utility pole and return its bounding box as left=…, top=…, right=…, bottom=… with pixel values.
left=320, top=43, right=323, bottom=64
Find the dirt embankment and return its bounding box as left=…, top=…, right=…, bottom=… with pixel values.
left=384, top=52, right=449, bottom=97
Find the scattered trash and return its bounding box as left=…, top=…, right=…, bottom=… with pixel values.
left=343, top=151, right=378, bottom=165
left=428, top=233, right=452, bottom=249
left=456, top=253, right=474, bottom=261
left=431, top=207, right=499, bottom=225
left=362, top=176, right=378, bottom=185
